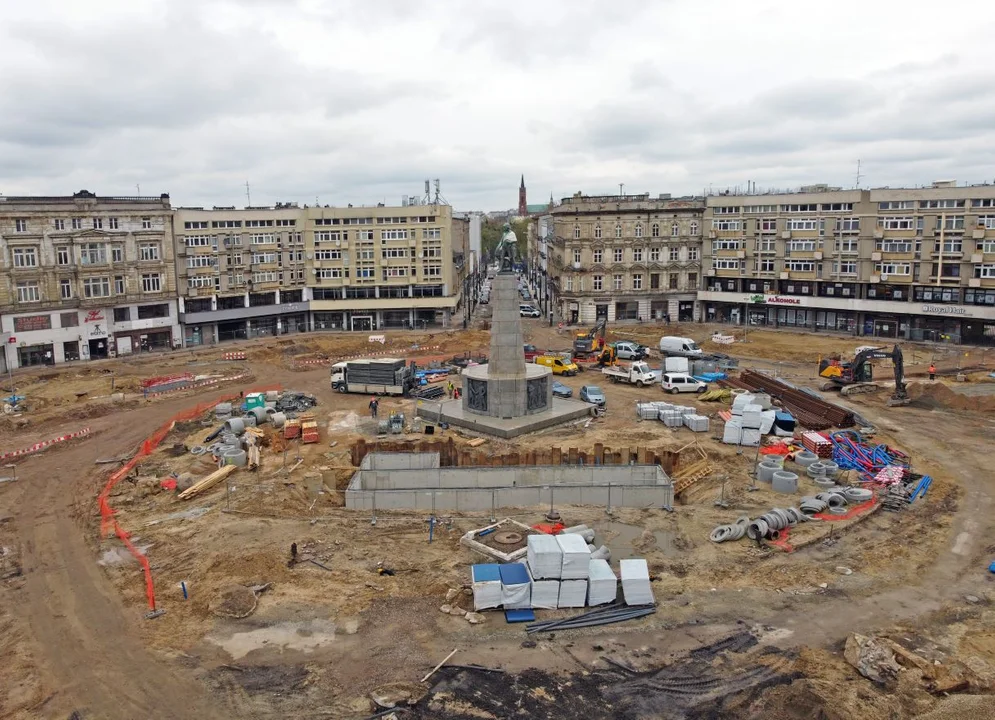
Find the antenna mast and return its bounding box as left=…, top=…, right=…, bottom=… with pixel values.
left=245, top=181, right=251, bottom=206
left=855, top=160, right=863, bottom=189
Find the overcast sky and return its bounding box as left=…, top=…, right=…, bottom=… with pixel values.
left=2, top=0, right=994, bottom=212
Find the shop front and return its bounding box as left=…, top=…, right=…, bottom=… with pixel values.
left=218, top=320, right=248, bottom=343
left=114, top=329, right=173, bottom=355
left=18, top=343, right=54, bottom=367
left=862, top=314, right=906, bottom=339
left=313, top=312, right=345, bottom=331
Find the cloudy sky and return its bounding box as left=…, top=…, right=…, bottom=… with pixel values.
left=2, top=0, right=994, bottom=211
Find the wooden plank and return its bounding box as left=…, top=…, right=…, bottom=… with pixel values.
left=594, top=443, right=604, bottom=464
left=179, top=464, right=237, bottom=500
left=552, top=447, right=562, bottom=465
left=467, top=438, right=487, bottom=448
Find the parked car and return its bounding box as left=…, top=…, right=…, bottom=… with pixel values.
left=612, top=340, right=649, bottom=361
left=535, top=354, right=579, bottom=376
left=658, top=336, right=704, bottom=358
left=519, top=304, right=541, bottom=317
left=275, top=392, right=319, bottom=412
left=661, top=372, right=707, bottom=394
left=552, top=380, right=573, bottom=398
left=579, top=385, right=606, bottom=406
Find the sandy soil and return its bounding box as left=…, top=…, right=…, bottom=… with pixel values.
left=2, top=317, right=994, bottom=719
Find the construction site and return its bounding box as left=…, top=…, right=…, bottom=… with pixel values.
left=2, top=307, right=995, bottom=720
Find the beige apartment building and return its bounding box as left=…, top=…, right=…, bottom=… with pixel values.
left=699, top=181, right=995, bottom=344
left=173, top=204, right=308, bottom=345
left=0, top=190, right=177, bottom=369
left=306, top=203, right=460, bottom=332
left=549, top=193, right=705, bottom=325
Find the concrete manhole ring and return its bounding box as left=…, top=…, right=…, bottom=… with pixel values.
left=492, top=531, right=524, bottom=545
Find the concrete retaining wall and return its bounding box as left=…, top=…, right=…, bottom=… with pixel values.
left=360, top=452, right=441, bottom=471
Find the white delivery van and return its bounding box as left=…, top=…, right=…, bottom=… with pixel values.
left=661, top=372, right=707, bottom=394
left=658, top=336, right=704, bottom=358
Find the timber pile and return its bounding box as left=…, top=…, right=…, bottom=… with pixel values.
left=179, top=464, right=237, bottom=500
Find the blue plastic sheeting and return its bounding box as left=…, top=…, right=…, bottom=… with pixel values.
left=498, top=563, right=530, bottom=584
left=471, top=564, right=501, bottom=582
left=505, top=608, right=536, bottom=623
left=693, top=372, right=728, bottom=382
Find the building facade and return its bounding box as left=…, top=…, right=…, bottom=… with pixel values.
left=0, top=190, right=178, bottom=368
left=173, top=204, right=308, bottom=346
left=550, top=193, right=705, bottom=325
left=699, top=181, right=995, bottom=345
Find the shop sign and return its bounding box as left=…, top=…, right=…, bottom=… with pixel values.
left=84, top=310, right=105, bottom=323
left=749, top=294, right=801, bottom=305
left=922, top=304, right=969, bottom=316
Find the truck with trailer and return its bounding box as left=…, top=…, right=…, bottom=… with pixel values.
left=330, top=358, right=417, bottom=396
left=601, top=361, right=659, bottom=387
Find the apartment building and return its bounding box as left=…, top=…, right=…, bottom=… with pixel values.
left=173, top=204, right=308, bottom=345
left=549, top=193, right=705, bottom=325
left=698, top=182, right=995, bottom=344
left=0, top=190, right=178, bottom=369
left=306, top=203, right=460, bottom=331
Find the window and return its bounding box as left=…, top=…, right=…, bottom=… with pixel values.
left=650, top=273, right=660, bottom=289
left=381, top=247, right=408, bottom=259
left=615, top=224, right=623, bottom=239
left=874, top=262, right=911, bottom=275
left=711, top=219, right=741, bottom=231
left=613, top=247, right=624, bottom=263
left=61, top=311, right=78, bottom=327
left=931, top=262, right=960, bottom=278
left=671, top=222, right=679, bottom=237
left=142, top=217, right=152, bottom=229
left=212, top=220, right=242, bottom=229
left=313, top=218, right=338, bottom=226
left=572, top=249, right=581, bottom=264
left=922, top=199, right=965, bottom=209
left=80, top=243, right=106, bottom=265
left=651, top=223, right=659, bottom=238
left=573, top=225, right=581, bottom=239
left=877, top=240, right=913, bottom=253
left=689, top=221, right=698, bottom=235
left=91, top=217, right=103, bottom=229
left=276, top=219, right=296, bottom=227
left=53, top=218, right=65, bottom=231
left=937, top=216, right=965, bottom=230
left=594, top=224, right=602, bottom=239
left=760, top=218, right=777, bottom=232
left=422, top=228, right=442, bottom=239
left=669, top=273, right=678, bottom=289
left=744, top=205, right=777, bottom=214
left=593, top=249, right=603, bottom=264
left=186, top=235, right=211, bottom=247
left=878, top=217, right=915, bottom=230
left=713, top=259, right=741, bottom=270
left=16, top=281, right=40, bottom=302
left=688, top=272, right=697, bottom=287
left=565, top=276, right=574, bottom=292
left=837, top=217, right=860, bottom=232
left=251, top=252, right=278, bottom=264
left=315, top=230, right=344, bottom=243
left=114, top=276, right=125, bottom=294
left=972, top=198, right=995, bottom=208
left=114, top=307, right=130, bottom=322
left=421, top=245, right=442, bottom=258
left=785, top=260, right=815, bottom=272
left=315, top=248, right=342, bottom=260
left=185, top=221, right=209, bottom=230
left=976, top=264, right=995, bottom=279
left=833, top=261, right=857, bottom=275
left=632, top=274, right=642, bottom=289
left=821, top=203, right=853, bottom=212
left=669, top=247, right=680, bottom=261
left=632, top=248, right=643, bottom=262
left=57, top=246, right=71, bottom=265
left=250, top=233, right=275, bottom=244
left=83, top=277, right=111, bottom=298
left=788, top=218, right=819, bottom=231
left=781, top=204, right=818, bottom=212
left=137, top=304, right=169, bottom=320
left=252, top=271, right=279, bottom=283
left=759, top=259, right=776, bottom=273
left=977, top=216, right=995, bottom=231
left=649, top=247, right=660, bottom=261
left=713, top=206, right=740, bottom=214
left=879, top=201, right=914, bottom=211
left=15, top=218, right=28, bottom=232
left=939, top=239, right=963, bottom=253
left=593, top=274, right=603, bottom=291
left=787, top=239, right=817, bottom=252
left=688, top=247, right=699, bottom=261
left=835, top=238, right=859, bottom=253
left=139, top=243, right=160, bottom=261
left=383, top=267, right=408, bottom=278
left=59, top=278, right=73, bottom=299
left=187, top=256, right=214, bottom=268
left=188, top=276, right=214, bottom=289
left=71, top=217, right=83, bottom=230
left=317, top=268, right=347, bottom=279
left=355, top=268, right=375, bottom=279
left=380, top=229, right=408, bottom=240
left=711, top=239, right=740, bottom=251
left=108, top=217, right=119, bottom=229
left=634, top=223, right=643, bottom=238
left=112, top=245, right=124, bottom=263
left=612, top=274, right=623, bottom=290
left=757, top=238, right=776, bottom=252
left=12, top=247, right=38, bottom=267
left=422, top=265, right=442, bottom=277
left=245, top=219, right=274, bottom=228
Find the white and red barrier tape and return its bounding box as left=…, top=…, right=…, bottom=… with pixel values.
left=291, top=346, right=442, bottom=368
left=221, top=352, right=247, bottom=360
left=144, top=373, right=249, bottom=398
left=1, top=427, right=91, bottom=461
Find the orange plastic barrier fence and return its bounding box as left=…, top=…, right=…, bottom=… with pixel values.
left=97, top=385, right=281, bottom=611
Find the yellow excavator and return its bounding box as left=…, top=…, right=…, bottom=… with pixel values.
left=573, top=318, right=608, bottom=359
left=819, top=344, right=909, bottom=404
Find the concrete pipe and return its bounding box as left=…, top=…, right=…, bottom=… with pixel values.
left=591, top=545, right=612, bottom=561
left=566, top=529, right=595, bottom=544
left=794, top=451, right=819, bottom=467
left=587, top=543, right=597, bottom=552
left=266, top=390, right=279, bottom=401
left=242, top=413, right=257, bottom=427
left=757, top=460, right=780, bottom=483
left=843, top=487, right=873, bottom=503
left=561, top=524, right=590, bottom=535
left=765, top=455, right=786, bottom=468
left=249, top=407, right=268, bottom=425
left=270, top=412, right=287, bottom=428
left=265, top=401, right=277, bottom=411
left=813, top=476, right=837, bottom=489
left=224, top=417, right=245, bottom=435
left=821, top=461, right=840, bottom=478
left=772, top=471, right=799, bottom=495
left=806, top=462, right=827, bottom=478
left=730, top=388, right=749, bottom=396
left=222, top=447, right=247, bottom=467
left=215, top=402, right=233, bottom=416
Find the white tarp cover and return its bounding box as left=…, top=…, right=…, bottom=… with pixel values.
left=587, top=559, right=618, bottom=606
left=620, top=558, right=654, bottom=606
left=555, top=533, right=592, bottom=579
left=527, top=534, right=563, bottom=580
left=557, top=579, right=589, bottom=608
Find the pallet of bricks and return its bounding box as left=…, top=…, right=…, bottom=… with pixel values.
left=284, top=418, right=302, bottom=440
left=300, top=413, right=319, bottom=444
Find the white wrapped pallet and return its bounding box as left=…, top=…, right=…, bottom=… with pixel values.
left=499, top=563, right=532, bottom=609
left=741, top=428, right=762, bottom=446
left=663, top=412, right=684, bottom=428
left=587, top=559, right=618, bottom=606
left=470, top=564, right=503, bottom=610
left=527, top=534, right=563, bottom=580
left=722, top=418, right=744, bottom=444
left=731, top=393, right=755, bottom=415
left=531, top=580, right=560, bottom=609
left=684, top=414, right=709, bottom=432
left=620, top=558, right=654, bottom=606
left=557, top=579, right=589, bottom=608
left=556, top=533, right=592, bottom=579
left=741, top=406, right=764, bottom=429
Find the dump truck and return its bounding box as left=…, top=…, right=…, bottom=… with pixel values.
left=601, top=361, right=659, bottom=387
left=331, top=358, right=417, bottom=396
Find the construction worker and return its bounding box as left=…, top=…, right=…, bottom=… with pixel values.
left=369, top=396, right=379, bottom=418
left=447, top=381, right=454, bottom=398
left=929, top=363, right=936, bottom=381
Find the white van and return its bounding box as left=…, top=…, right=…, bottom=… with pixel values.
left=658, top=336, right=703, bottom=358
left=519, top=304, right=541, bottom=317
left=661, top=372, right=707, bottom=394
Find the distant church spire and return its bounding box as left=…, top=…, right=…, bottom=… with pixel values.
left=518, top=175, right=527, bottom=216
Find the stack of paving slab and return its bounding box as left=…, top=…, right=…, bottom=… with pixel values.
left=683, top=414, right=710, bottom=432
left=620, top=558, right=655, bottom=606
left=470, top=563, right=503, bottom=610
left=661, top=408, right=685, bottom=427
left=636, top=401, right=669, bottom=420
left=587, top=559, right=618, bottom=606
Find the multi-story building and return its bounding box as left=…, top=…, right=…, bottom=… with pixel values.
left=173, top=204, right=308, bottom=345
left=549, top=193, right=705, bottom=325
left=699, top=181, right=995, bottom=345
left=306, top=202, right=460, bottom=331
left=0, top=190, right=178, bottom=369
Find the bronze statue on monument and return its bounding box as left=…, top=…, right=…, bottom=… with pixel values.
left=495, top=223, right=518, bottom=272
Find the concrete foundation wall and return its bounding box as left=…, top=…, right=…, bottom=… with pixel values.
left=360, top=452, right=441, bottom=471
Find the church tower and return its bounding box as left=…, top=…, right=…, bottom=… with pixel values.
left=518, top=175, right=527, bottom=217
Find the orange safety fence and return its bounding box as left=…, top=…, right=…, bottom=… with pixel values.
left=97, top=384, right=281, bottom=611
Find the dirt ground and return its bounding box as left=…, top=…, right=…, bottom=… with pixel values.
left=2, top=316, right=995, bottom=719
